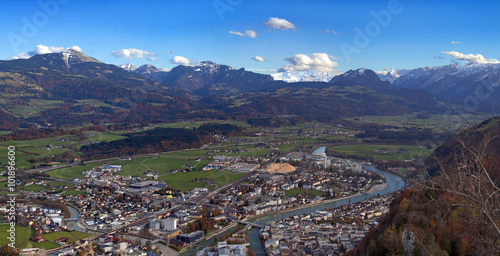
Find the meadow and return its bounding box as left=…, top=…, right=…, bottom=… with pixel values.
left=0, top=225, right=35, bottom=249
left=48, top=145, right=261, bottom=191
left=329, top=144, right=434, bottom=161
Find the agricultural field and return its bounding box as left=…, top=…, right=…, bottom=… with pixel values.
left=345, top=114, right=491, bottom=132
left=42, top=230, right=92, bottom=244
left=274, top=142, right=299, bottom=154
left=0, top=119, right=256, bottom=170
left=48, top=147, right=250, bottom=191
left=329, top=144, right=434, bottom=161
left=156, top=120, right=250, bottom=130
left=6, top=100, right=64, bottom=118
left=0, top=129, right=127, bottom=170
left=0, top=225, right=34, bottom=249
left=26, top=241, right=60, bottom=250
left=0, top=135, right=75, bottom=170
left=21, top=181, right=72, bottom=193
left=160, top=170, right=246, bottom=191
left=47, top=162, right=101, bottom=180
left=80, top=131, right=128, bottom=144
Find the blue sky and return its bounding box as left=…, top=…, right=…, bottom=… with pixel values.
left=1, top=0, right=499, bottom=74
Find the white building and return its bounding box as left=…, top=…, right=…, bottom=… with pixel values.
left=163, top=218, right=177, bottom=231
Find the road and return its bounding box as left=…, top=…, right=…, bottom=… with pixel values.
left=38, top=171, right=252, bottom=255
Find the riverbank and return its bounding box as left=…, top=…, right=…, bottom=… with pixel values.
left=178, top=222, right=238, bottom=255
left=364, top=182, right=387, bottom=194
left=248, top=180, right=388, bottom=222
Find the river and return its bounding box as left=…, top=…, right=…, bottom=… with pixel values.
left=313, top=146, right=326, bottom=154
left=65, top=204, right=85, bottom=232
left=246, top=166, right=405, bottom=254
left=179, top=165, right=405, bottom=255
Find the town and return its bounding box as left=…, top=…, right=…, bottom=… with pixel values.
left=0, top=139, right=400, bottom=256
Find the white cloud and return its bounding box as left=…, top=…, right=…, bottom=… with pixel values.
left=451, top=41, right=461, bottom=44
left=228, top=30, right=257, bottom=39
left=442, top=51, right=499, bottom=64
left=170, top=56, right=191, bottom=65
left=229, top=31, right=245, bottom=37
left=263, top=17, right=296, bottom=31
left=111, top=48, right=156, bottom=60
left=376, top=67, right=393, bottom=75
left=320, top=29, right=340, bottom=35
left=252, top=56, right=266, bottom=62
left=245, top=30, right=257, bottom=39
left=10, top=45, right=82, bottom=60
left=279, top=53, right=338, bottom=73
left=148, top=57, right=157, bottom=61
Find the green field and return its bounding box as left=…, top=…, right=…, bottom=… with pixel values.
left=329, top=144, right=434, bottom=161
left=27, top=241, right=60, bottom=249
left=161, top=170, right=246, bottom=191
left=274, top=142, right=299, bottom=154
left=0, top=119, right=256, bottom=171
left=82, top=131, right=128, bottom=143
left=46, top=150, right=209, bottom=181
left=0, top=130, right=127, bottom=170
left=284, top=189, right=326, bottom=197
left=21, top=181, right=71, bottom=193
left=69, top=231, right=93, bottom=240
left=22, top=185, right=52, bottom=193
left=345, top=114, right=491, bottom=132
left=211, top=146, right=271, bottom=158
left=47, top=148, right=247, bottom=191
left=157, top=120, right=251, bottom=129
left=47, top=162, right=101, bottom=180
left=107, top=151, right=212, bottom=177
left=0, top=135, right=75, bottom=170
left=43, top=230, right=91, bottom=243
left=0, top=225, right=34, bottom=249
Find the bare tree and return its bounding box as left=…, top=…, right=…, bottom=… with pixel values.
left=425, top=131, right=500, bottom=254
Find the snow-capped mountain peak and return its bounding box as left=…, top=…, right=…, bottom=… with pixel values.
left=191, top=61, right=236, bottom=73
left=133, top=64, right=159, bottom=75
left=339, top=68, right=372, bottom=78
left=272, top=70, right=335, bottom=83
left=376, top=69, right=411, bottom=83
left=119, top=63, right=138, bottom=72
left=58, top=49, right=100, bottom=69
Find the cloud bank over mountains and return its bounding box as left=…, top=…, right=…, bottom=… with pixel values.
left=10, top=45, right=82, bottom=60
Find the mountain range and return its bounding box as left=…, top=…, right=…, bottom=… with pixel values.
left=123, top=60, right=500, bottom=113
left=397, top=64, right=500, bottom=112
left=377, top=64, right=500, bottom=112
left=0, top=49, right=497, bottom=129
left=130, top=61, right=277, bottom=96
